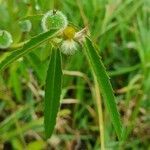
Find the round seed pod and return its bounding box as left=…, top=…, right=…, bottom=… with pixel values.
left=19, top=20, right=32, bottom=32
left=0, top=30, right=13, bottom=49
left=41, top=10, right=68, bottom=31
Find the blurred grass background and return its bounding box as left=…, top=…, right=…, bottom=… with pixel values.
left=0, top=0, right=149, bottom=149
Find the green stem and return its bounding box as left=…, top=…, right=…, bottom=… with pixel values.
left=94, top=77, right=105, bottom=150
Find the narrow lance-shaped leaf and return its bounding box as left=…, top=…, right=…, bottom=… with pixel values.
left=83, top=38, right=122, bottom=140
left=44, top=48, right=62, bottom=139
left=0, top=29, right=59, bottom=72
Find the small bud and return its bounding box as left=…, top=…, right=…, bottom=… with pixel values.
left=63, top=26, right=76, bottom=40
left=19, top=20, right=32, bottom=32
left=0, top=30, right=13, bottom=49
left=41, top=10, right=68, bottom=32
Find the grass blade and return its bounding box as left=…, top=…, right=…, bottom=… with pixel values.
left=84, top=38, right=122, bottom=140
left=0, top=29, right=59, bottom=72
left=44, top=48, right=62, bottom=139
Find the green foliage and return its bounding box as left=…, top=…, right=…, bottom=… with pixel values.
left=84, top=38, right=122, bottom=140
left=0, top=0, right=149, bottom=149
left=44, top=48, right=62, bottom=139
left=0, top=29, right=58, bottom=71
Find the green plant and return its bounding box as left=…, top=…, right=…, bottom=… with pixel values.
left=0, top=10, right=122, bottom=141
left=0, top=1, right=149, bottom=149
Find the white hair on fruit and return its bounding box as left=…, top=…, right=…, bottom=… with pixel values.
left=60, top=39, right=78, bottom=55
left=41, top=10, right=68, bottom=32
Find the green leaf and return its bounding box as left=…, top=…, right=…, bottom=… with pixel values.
left=0, top=29, right=59, bottom=72
left=84, top=38, right=122, bottom=140
left=26, top=52, right=48, bottom=83
left=10, top=64, right=22, bottom=102
left=44, top=48, right=62, bottom=139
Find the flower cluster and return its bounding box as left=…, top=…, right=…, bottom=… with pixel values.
left=41, top=10, right=87, bottom=55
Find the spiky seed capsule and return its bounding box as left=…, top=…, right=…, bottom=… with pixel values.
left=0, top=30, right=13, bottom=49
left=41, top=10, right=68, bottom=32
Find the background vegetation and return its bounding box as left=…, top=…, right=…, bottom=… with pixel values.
left=0, top=0, right=149, bottom=149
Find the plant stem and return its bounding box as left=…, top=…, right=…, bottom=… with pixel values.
left=94, top=77, right=105, bottom=150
